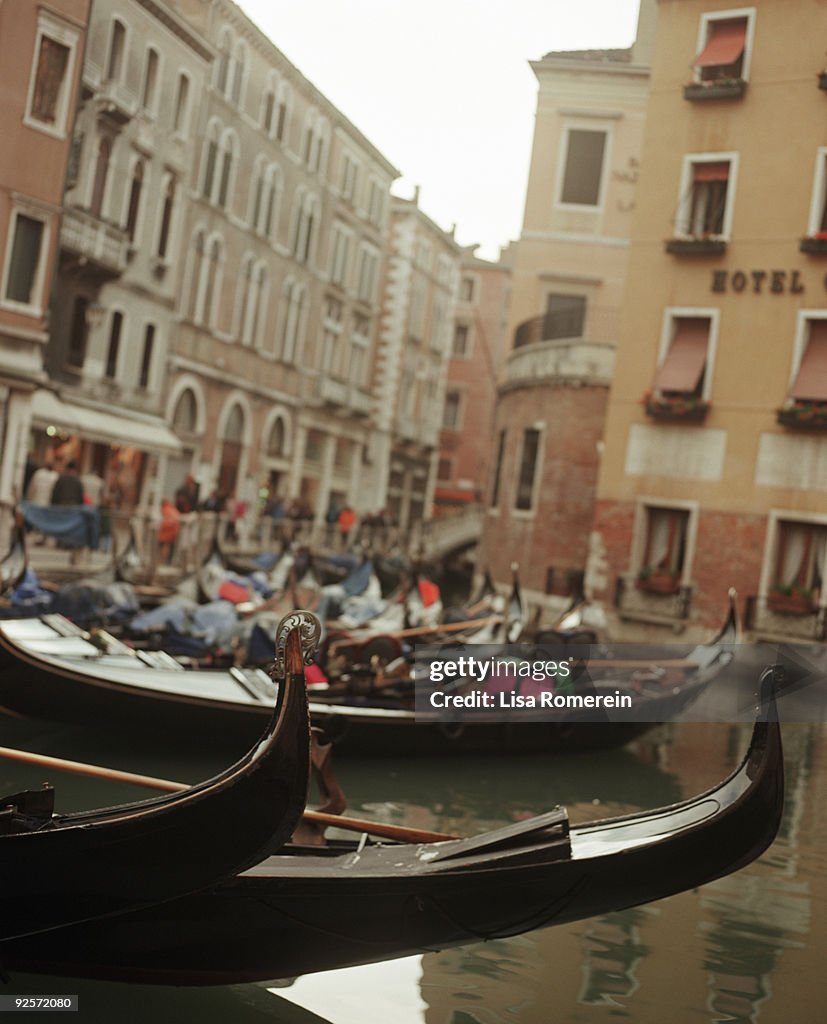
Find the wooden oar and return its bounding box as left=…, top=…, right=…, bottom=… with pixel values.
left=0, top=745, right=460, bottom=844
left=329, top=614, right=504, bottom=655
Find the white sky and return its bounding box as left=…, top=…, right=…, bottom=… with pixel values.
left=237, top=0, right=642, bottom=260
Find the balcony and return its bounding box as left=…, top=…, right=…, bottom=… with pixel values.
left=94, top=79, right=137, bottom=127
left=614, top=574, right=692, bottom=626
left=799, top=234, right=827, bottom=255
left=643, top=393, right=710, bottom=423
left=665, top=236, right=727, bottom=257
left=60, top=207, right=130, bottom=280
left=777, top=403, right=827, bottom=431
left=745, top=593, right=827, bottom=641
left=683, top=78, right=746, bottom=101
left=317, top=376, right=373, bottom=416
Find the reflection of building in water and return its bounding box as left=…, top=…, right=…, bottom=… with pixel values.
left=578, top=908, right=648, bottom=1006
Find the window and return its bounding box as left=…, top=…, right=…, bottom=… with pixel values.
left=90, top=135, right=112, bottom=217
left=416, top=240, right=432, bottom=270
left=173, top=74, right=190, bottom=134
left=266, top=417, right=286, bottom=457
left=514, top=428, right=541, bottom=511
left=677, top=157, right=735, bottom=238
left=544, top=294, right=586, bottom=340
left=409, top=271, right=426, bottom=336
left=216, top=28, right=232, bottom=96
left=217, top=132, right=235, bottom=209
left=281, top=280, right=306, bottom=362
left=490, top=430, right=506, bottom=508
left=452, top=324, right=470, bottom=357
left=806, top=149, right=827, bottom=238
left=341, top=154, right=358, bottom=201
left=789, top=318, right=827, bottom=405
left=230, top=42, right=246, bottom=106
left=692, top=13, right=750, bottom=83
left=26, top=15, right=78, bottom=136
left=291, top=194, right=318, bottom=265
left=367, top=179, right=384, bottom=225
left=125, top=160, right=144, bottom=243
left=139, top=324, right=155, bottom=389
left=67, top=296, right=88, bottom=368
left=437, top=459, right=452, bottom=481
left=329, top=223, right=351, bottom=288
left=141, top=49, right=159, bottom=112
left=350, top=314, right=370, bottom=387
left=201, top=125, right=218, bottom=199
left=104, top=311, right=122, bottom=378
left=641, top=506, right=690, bottom=583
left=442, top=390, right=462, bottom=430
left=320, top=296, right=343, bottom=376
left=190, top=233, right=223, bottom=328
left=772, top=520, right=827, bottom=602
left=275, top=84, right=290, bottom=143
left=654, top=315, right=712, bottom=399
left=459, top=276, right=475, bottom=302
left=156, top=176, right=176, bottom=259
left=173, top=388, right=198, bottom=433
left=4, top=212, right=45, bottom=308
left=356, top=245, right=379, bottom=303
left=262, top=90, right=275, bottom=134
left=559, top=129, right=607, bottom=206
left=241, top=263, right=267, bottom=347
left=106, top=20, right=126, bottom=83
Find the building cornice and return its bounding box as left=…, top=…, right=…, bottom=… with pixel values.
left=137, top=0, right=213, bottom=62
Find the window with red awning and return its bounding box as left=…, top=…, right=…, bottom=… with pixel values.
left=654, top=318, right=710, bottom=395
left=693, top=18, right=747, bottom=81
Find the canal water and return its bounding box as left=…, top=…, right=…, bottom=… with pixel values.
left=0, top=712, right=823, bottom=1023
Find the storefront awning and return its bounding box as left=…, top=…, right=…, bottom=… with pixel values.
left=31, top=390, right=182, bottom=454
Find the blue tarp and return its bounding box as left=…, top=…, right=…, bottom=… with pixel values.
left=21, top=501, right=100, bottom=549
left=0, top=568, right=54, bottom=618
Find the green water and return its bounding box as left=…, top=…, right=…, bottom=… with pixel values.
left=0, top=714, right=823, bottom=1023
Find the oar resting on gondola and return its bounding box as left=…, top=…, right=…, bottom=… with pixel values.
left=0, top=665, right=784, bottom=986
left=0, top=611, right=321, bottom=943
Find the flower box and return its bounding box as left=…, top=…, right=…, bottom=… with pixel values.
left=637, top=572, right=681, bottom=596
left=683, top=79, right=747, bottom=101
left=665, top=237, right=727, bottom=256
left=800, top=236, right=827, bottom=254
left=767, top=590, right=817, bottom=616
left=644, top=395, right=709, bottom=422
left=777, top=405, right=827, bottom=430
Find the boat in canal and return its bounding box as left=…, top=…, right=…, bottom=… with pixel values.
left=0, top=664, right=784, bottom=985
left=0, top=593, right=738, bottom=753
left=0, top=611, right=316, bottom=942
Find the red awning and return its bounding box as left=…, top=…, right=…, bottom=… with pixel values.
left=693, top=162, right=729, bottom=183
left=791, top=322, right=827, bottom=400
left=693, top=20, right=746, bottom=68
left=654, top=319, right=709, bottom=393
left=434, top=488, right=476, bottom=503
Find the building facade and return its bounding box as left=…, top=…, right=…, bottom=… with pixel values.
left=476, top=2, right=654, bottom=608
left=372, top=191, right=461, bottom=531
left=165, top=0, right=398, bottom=530
left=590, top=0, right=827, bottom=641
left=434, top=245, right=511, bottom=514
left=0, top=0, right=89, bottom=535
left=38, top=0, right=211, bottom=513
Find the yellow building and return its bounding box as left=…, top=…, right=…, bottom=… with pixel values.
left=591, top=0, right=827, bottom=641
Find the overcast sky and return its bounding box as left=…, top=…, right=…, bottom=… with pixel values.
left=237, top=1, right=642, bottom=260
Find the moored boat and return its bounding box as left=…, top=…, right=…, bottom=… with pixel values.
left=0, top=665, right=784, bottom=985
left=0, top=611, right=317, bottom=941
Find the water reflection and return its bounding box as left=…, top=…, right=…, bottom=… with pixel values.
left=0, top=714, right=824, bottom=1022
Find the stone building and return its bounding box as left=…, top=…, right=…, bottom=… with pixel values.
left=37, top=0, right=211, bottom=513
left=434, top=245, right=512, bottom=514
left=0, top=0, right=90, bottom=536
left=591, top=0, right=827, bottom=642
left=476, top=1, right=654, bottom=610
left=163, top=0, right=399, bottom=529
left=371, top=191, right=461, bottom=531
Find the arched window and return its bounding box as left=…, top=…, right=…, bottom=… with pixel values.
left=262, top=166, right=280, bottom=239
left=187, top=229, right=205, bottom=320
left=104, top=310, right=123, bottom=379
left=173, top=74, right=190, bottom=133
left=262, top=90, right=275, bottom=134
left=156, top=175, right=176, bottom=259
left=249, top=158, right=264, bottom=229
left=291, top=192, right=318, bottom=265
left=231, top=42, right=246, bottom=106
left=216, top=28, right=232, bottom=96
left=217, top=130, right=237, bottom=209
left=106, top=20, right=126, bottom=82
left=125, top=160, right=144, bottom=242
left=218, top=402, right=245, bottom=498
left=281, top=280, right=305, bottom=363
left=172, top=388, right=198, bottom=434
left=141, top=48, right=159, bottom=112
left=201, top=121, right=220, bottom=199
left=204, top=237, right=222, bottom=327
left=275, top=83, right=290, bottom=143
left=266, top=417, right=285, bottom=457
left=90, top=135, right=112, bottom=217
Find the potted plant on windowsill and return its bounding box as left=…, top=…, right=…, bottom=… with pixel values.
left=637, top=566, right=681, bottom=595
left=683, top=77, right=747, bottom=101
left=776, top=402, right=827, bottom=429
left=767, top=584, right=818, bottom=616
left=665, top=233, right=727, bottom=256
left=643, top=391, right=710, bottom=422
left=800, top=230, right=827, bottom=254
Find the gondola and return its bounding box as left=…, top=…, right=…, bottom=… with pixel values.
left=0, top=611, right=317, bottom=941
left=0, top=665, right=784, bottom=985
left=0, top=594, right=738, bottom=754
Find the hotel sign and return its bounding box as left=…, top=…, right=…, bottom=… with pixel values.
left=710, top=270, right=806, bottom=294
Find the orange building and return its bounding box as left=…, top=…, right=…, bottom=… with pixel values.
left=0, top=0, right=89, bottom=538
